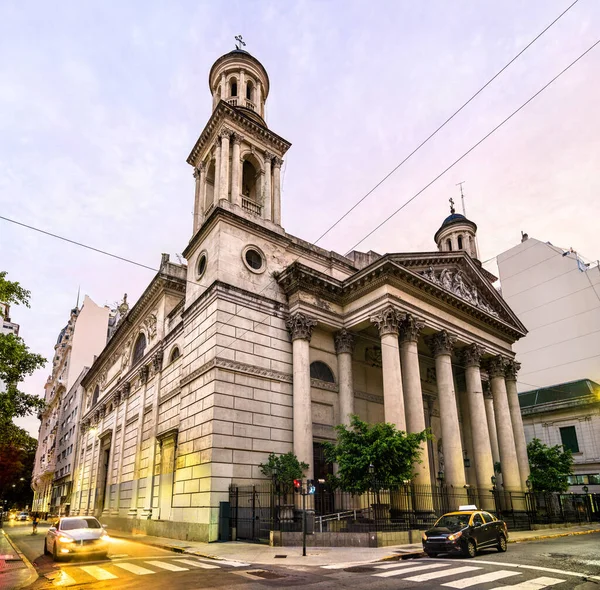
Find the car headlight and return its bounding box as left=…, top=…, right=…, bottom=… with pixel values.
left=58, top=534, right=75, bottom=543
left=421, top=532, right=427, bottom=541
left=100, top=533, right=110, bottom=541
left=447, top=531, right=463, bottom=541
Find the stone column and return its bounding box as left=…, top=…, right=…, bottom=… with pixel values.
left=334, top=329, right=355, bottom=426
left=263, top=151, right=274, bottom=221
left=213, top=142, right=221, bottom=207
left=371, top=306, right=406, bottom=431
left=462, top=344, right=495, bottom=493
left=488, top=356, right=522, bottom=491
left=286, top=313, right=317, bottom=479
left=256, top=80, right=263, bottom=116
left=273, top=157, right=283, bottom=225
left=192, top=162, right=206, bottom=234
left=113, top=383, right=130, bottom=516
left=220, top=72, right=226, bottom=100
left=483, top=382, right=500, bottom=469
left=399, top=315, right=431, bottom=486
left=230, top=133, right=243, bottom=208
left=239, top=69, right=245, bottom=105
left=505, top=360, right=530, bottom=489
left=219, top=128, right=231, bottom=202
left=426, top=331, right=466, bottom=488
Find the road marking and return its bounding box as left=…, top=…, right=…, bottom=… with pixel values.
left=428, top=558, right=600, bottom=582
left=322, top=562, right=373, bottom=569
left=577, top=560, right=600, bottom=567
left=489, top=577, right=565, bottom=590
left=443, top=570, right=521, bottom=588
left=174, top=558, right=220, bottom=569
left=80, top=565, right=118, bottom=580
left=145, top=560, right=189, bottom=572
left=52, top=570, right=77, bottom=586
left=374, top=561, right=429, bottom=569
left=405, top=566, right=483, bottom=582
left=374, top=563, right=451, bottom=577
left=113, top=562, right=155, bottom=575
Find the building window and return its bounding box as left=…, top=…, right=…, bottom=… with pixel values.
left=170, top=347, right=181, bottom=363
left=457, top=235, right=463, bottom=249
left=91, top=385, right=99, bottom=407
left=446, top=238, right=452, bottom=251
left=132, top=332, right=147, bottom=365
left=197, top=251, right=207, bottom=279
left=310, top=361, right=335, bottom=383
left=242, top=245, right=266, bottom=274
left=230, top=78, right=237, bottom=97
left=246, top=80, right=254, bottom=101
left=560, top=426, right=580, bottom=453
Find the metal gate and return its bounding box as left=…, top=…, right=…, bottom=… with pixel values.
left=229, top=484, right=273, bottom=543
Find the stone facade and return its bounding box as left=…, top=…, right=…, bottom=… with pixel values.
left=69, top=47, right=530, bottom=542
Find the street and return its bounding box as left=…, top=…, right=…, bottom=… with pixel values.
left=4, top=522, right=600, bottom=589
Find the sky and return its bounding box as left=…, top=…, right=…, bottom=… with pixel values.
left=1, top=0, right=599, bottom=438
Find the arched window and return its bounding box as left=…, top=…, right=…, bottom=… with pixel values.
left=457, top=235, right=463, bottom=250
left=310, top=361, right=335, bottom=383
left=246, top=80, right=254, bottom=101
left=446, top=239, right=452, bottom=251
left=91, top=385, right=99, bottom=407
left=132, top=333, right=147, bottom=365
left=170, top=347, right=181, bottom=363
left=242, top=159, right=258, bottom=201
left=230, top=78, right=238, bottom=97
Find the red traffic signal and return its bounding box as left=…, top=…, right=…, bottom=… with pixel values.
left=293, top=479, right=302, bottom=493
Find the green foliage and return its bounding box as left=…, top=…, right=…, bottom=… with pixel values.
left=323, top=415, right=430, bottom=495
left=527, top=438, right=573, bottom=492
left=0, top=423, right=36, bottom=509
left=259, top=452, right=309, bottom=494
left=0, top=272, right=46, bottom=425
left=0, top=271, right=31, bottom=317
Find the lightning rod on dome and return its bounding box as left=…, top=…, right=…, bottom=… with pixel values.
left=235, top=35, right=246, bottom=50
left=456, top=181, right=467, bottom=216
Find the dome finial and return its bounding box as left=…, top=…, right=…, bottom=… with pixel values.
left=234, top=34, right=246, bottom=50
left=449, top=197, right=455, bottom=215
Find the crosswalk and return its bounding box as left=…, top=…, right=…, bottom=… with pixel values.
left=322, top=560, right=566, bottom=589
left=48, top=556, right=230, bottom=586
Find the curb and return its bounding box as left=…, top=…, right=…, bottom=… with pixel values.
left=509, top=528, right=600, bottom=544
left=1, top=529, right=39, bottom=589
left=379, top=550, right=426, bottom=562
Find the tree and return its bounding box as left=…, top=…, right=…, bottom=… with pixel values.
left=0, top=272, right=46, bottom=429
left=527, top=438, right=573, bottom=492
left=323, top=415, right=430, bottom=498
left=259, top=452, right=309, bottom=499
left=0, top=422, right=36, bottom=510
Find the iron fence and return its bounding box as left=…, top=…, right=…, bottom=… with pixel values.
left=228, top=483, right=600, bottom=543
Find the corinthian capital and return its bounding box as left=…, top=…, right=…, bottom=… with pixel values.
left=264, top=150, right=275, bottom=163
left=370, top=306, right=404, bottom=337
left=286, top=313, right=317, bottom=342
left=193, top=162, right=205, bottom=179
left=504, top=359, right=521, bottom=381
left=334, top=329, right=355, bottom=354
left=426, top=330, right=457, bottom=357
left=462, top=343, right=484, bottom=367
left=399, top=315, right=425, bottom=343
left=231, top=132, right=244, bottom=145
left=218, top=127, right=233, bottom=139
left=487, top=355, right=508, bottom=378
left=273, top=157, right=284, bottom=169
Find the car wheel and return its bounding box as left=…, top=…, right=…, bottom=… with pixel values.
left=52, top=542, right=62, bottom=562
left=463, top=539, right=477, bottom=558
left=497, top=534, right=507, bottom=552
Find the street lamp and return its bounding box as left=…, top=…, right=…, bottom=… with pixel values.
left=583, top=485, right=589, bottom=493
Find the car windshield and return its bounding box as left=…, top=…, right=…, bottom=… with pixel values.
left=434, top=514, right=471, bottom=532
left=60, top=518, right=102, bottom=530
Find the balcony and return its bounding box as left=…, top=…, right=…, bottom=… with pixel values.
left=242, top=198, right=262, bottom=216
left=227, top=98, right=238, bottom=107
left=245, top=99, right=256, bottom=111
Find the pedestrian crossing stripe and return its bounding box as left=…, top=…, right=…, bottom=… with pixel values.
left=144, top=560, right=189, bottom=572
left=374, top=563, right=452, bottom=577
left=489, top=578, right=565, bottom=590
left=79, top=565, right=118, bottom=580
left=52, top=571, right=77, bottom=586
left=405, top=566, right=482, bottom=582
left=112, top=562, right=156, bottom=575
left=174, top=558, right=220, bottom=569
left=443, top=570, right=522, bottom=588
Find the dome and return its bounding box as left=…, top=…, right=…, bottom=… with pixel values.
left=209, top=48, right=270, bottom=100
left=434, top=212, right=477, bottom=243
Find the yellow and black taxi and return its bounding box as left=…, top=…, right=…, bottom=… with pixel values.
left=422, top=505, right=508, bottom=558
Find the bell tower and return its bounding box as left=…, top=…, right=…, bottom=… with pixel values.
left=434, top=198, right=480, bottom=259
left=187, top=42, right=291, bottom=235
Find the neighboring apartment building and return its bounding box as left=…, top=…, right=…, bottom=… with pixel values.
left=1, top=302, right=20, bottom=337
left=497, top=236, right=600, bottom=491
left=31, top=296, right=112, bottom=515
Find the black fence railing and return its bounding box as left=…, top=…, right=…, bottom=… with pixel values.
left=228, top=483, right=600, bottom=543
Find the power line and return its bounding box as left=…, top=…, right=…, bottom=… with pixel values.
left=309, top=0, right=580, bottom=247
left=514, top=327, right=600, bottom=357
left=344, top=37, right=600, bottom=254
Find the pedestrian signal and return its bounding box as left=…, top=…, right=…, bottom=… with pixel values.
left=293, top=479, right=302, bottom=493
left=307, top=479, right=316, bottom=495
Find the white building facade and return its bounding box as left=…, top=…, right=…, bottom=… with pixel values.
left=72, top=48, right=530, bottom=543
left=32, top=296, right=111, bottom=514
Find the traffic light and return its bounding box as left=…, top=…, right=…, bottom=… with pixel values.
left=293, top=479, right=302, bottom=494
left=307, top=479, right=316, bottom=495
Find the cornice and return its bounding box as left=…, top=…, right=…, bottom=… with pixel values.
left=186, top=101, right=291, bottom=166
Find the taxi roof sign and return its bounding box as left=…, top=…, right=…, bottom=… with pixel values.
left=458, top=505, right=478, bottom=511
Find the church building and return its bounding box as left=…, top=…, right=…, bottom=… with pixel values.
left=72, top=47, right=529, bottom=542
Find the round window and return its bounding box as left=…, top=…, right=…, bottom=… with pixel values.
left=242, top=246, right=266, bottom=273
left=197, top=252, right=207, bottom=279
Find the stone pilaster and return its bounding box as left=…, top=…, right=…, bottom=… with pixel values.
left=505, top=359, right=530, bottom=489
left=371, top=306, right=406, bottom=431
left=263, top=151, right=275, bottom=221
left=231, top=133, right=244, bottom=207
left=287, top=313, right=317, bottom=478
left=334, top=329, right=355, bottom=425
left=218, top=128, right=232, bottom=202
left=213, top=142, right=221, bottom=206
left=192, top=162, right=206, bottom=234
left=273, top=157, right=283, bottom=225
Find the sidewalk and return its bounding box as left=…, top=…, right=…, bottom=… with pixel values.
left=106, top=523, right=600, bottom=567
left=0, top=528, right=38, bottom=589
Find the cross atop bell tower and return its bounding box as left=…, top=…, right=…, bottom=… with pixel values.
left=186, top=45, right=291, bottom=236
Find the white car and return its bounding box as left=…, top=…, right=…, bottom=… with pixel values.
left=44, top=516, right=110, bottom=561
